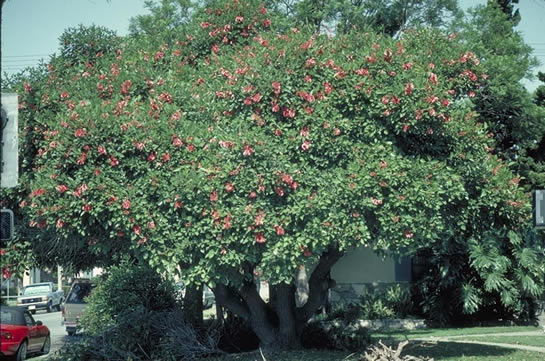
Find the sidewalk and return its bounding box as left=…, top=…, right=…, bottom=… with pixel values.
left=413, top=330, right=545, bottom=354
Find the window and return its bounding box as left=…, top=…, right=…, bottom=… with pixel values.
left=66, top=282, right=95, bottom=304
left=23, top=312, right=35, bottom=326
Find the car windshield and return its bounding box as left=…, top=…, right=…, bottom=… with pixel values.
left=23, top=285, right=50, bottom=295
left=66, top=283, right=95, bottom=304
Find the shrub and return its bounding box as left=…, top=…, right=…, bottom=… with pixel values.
left=50, top=259, right=220, bottom=361
left=360, top=284, right=413, bottom=320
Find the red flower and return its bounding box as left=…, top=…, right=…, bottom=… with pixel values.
left=133, top=225, right=142, bottom=235
left=147, top=153, right=156, bottom=162
left=97, top=145, right=106, bottom=155
left=172, top=137, right=183, bottom=147
left=243, top=144, right=254, bottom=157
left=324, top=82, right=333, bottom=94
left=223, top=215, right=232, bottom=230
left=56, top=219, right=65, bottom=228
left=371, top=198, right=383, bottom=206
left=255, top=232, right=266, bottom=243
left=274, top=129, right=283, bottom=136
left=225, top=182, right=235, bottom=193
left=235, top=16, right=244, bottom=23
left=211, top=44, right=220, bottom=53
left=82, top=204, right=92, bottom=212
left=74, top=128, right=87, bottom=137
left=263, top=19, right=271, bottom=27
left=303, top=249, right=312, bottom=257
left=356, top=68, right=369, bottom=76
left=249, top=191, right=257, bottom=199
left=122, top=198, right=131, bottom=210
left=147, top=221, right=156, bottom=229
left=255, top=211, right=265, bottom=226
left=275, top=187, right=285, bottom=197
left=162, top=152, right=170, bottom=162
left=333, top=128, right=341, bottom=136
left=175, top=200, right=183, bottom=209
left=301, top=140, right=311, bottom=151
left=429, top=72, right=438, bottom=86
left=381, top=96, right=390, bottom=105
left=405, top=82, right=414, bottom=95
left=210, top=191, right=219, bottom=202
left=251, top=93, right=262, bottom=103
left=3, top=267, right=11, bottom=280
left=275, top=225, right=285, bottom=236
left=272, top=81, right=281, bottom=94
left=109, top=156, right=119, bottom=166
left=61, top=91, right=69, bottom=99
left=404, top=229, right=414, bottom=238
left=56, top=184, right=68, bottom=193
left=283, top=107, right=295, bottom=118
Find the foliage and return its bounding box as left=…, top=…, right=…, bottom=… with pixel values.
left=262, top=0, right=461, bottom=36
left=360, top=284, right=413, bottom=320
left=325, top=285, right=413, bottom=322
left=2, top=0, right=544, bottom=348
left=57, top=259, right=220, bottom=361
left=80, top=259, right=179, bottom=335
left=456, top=3, right=545, bottom=192
left=406, top=2, right=545, bottom=326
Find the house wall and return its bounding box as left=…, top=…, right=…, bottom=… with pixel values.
left=329, top=247, right=412, bottom=304
left=331, top=248, right=396, bottom=283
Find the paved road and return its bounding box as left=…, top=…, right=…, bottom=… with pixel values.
left=28, top=309, right=77, bottom=360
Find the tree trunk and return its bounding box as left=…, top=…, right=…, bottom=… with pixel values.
left=213, top=246, right=344, bottom=350
left=183, top=283, right=204, bottom=330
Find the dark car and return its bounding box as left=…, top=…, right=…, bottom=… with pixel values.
left=0, top=306, right=50, bottom=360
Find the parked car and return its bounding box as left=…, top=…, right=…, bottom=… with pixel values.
left=175, top=282, right=215, bottom=309
left=16, top=282, right=64, bottom=314
left=62, top=279, right=96, bottom=336
left=0, top=306, right=50, bottom=360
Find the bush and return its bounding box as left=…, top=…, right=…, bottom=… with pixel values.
left=360, top=284, right=413, bottom=320
left=325, top=284, right=414, bottom=323
left=50, top=260, right=220, bottom=361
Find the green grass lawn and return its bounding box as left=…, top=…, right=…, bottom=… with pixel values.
left=456, top=335, right=545, bottom=348
left=371, top=326, right=541, bottom=341
left=207, top=326, right=544, bottom=361
left=208, top=343, right=544, bottom=361
left=402, top=341, right=544, bottom=361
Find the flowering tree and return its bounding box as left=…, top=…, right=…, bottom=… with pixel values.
left=3, top=0, right=542, bottom=348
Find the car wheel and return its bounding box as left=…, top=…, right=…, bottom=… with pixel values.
left=15, top=340, right=27, bottom=361
left=46, top=301, right=53, bottom=313
left=41, top=334, right=51, bottom=355
left=56, top=301, right=62, bottom=311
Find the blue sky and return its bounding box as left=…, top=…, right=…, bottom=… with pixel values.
left=2, top=0, right=544, bottom=90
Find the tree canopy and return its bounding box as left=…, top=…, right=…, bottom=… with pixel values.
left=1, top=0, right=544, bottom=348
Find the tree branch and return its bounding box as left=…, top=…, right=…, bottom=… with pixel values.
left=214, top=283, right=250, bottom=321
left=297, top=246, right=343, bottom=323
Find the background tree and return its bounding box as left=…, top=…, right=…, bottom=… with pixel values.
left=261, top=0, right=461, bottom=35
